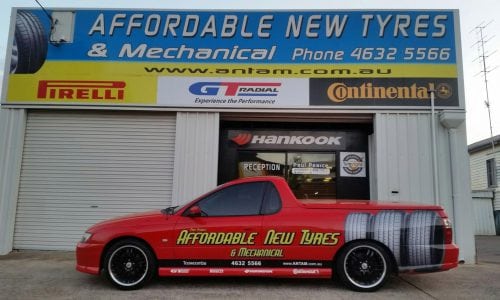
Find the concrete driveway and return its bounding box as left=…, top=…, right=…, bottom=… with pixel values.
left=0, top=236, right=499, bottom=300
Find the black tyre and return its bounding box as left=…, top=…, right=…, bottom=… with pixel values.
left=406, top=210, right=444, bottom=267
left=372, top=211, right=406, bottom=265
left=335, top=241, right=392, bottom=292
left=10, top=10, right=48, bottom=74
left=103, top=239, right=156, bottom=290
left=345, top=213, right=371, bottom=242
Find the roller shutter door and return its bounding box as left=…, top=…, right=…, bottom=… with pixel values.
left=13, top=111, right=176, bottom=250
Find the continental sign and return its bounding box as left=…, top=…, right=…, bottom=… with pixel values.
left=310, top=78, right=459, bottom=106
left=4, top=9, right=461, bottom=108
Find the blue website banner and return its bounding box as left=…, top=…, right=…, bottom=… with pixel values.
left=38, top=10, right=456, bottom=64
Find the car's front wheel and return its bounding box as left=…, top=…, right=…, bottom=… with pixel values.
left=335, top=241, right=392, bottom=292
left=103, top=239, right=156, bottom=290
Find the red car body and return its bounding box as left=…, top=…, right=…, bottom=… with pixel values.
left=76, top=176, right=459, bottom=291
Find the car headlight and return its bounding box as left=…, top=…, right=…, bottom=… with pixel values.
left=80, top=232, right=92, bottom=243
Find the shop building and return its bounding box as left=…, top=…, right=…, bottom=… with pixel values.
left=469, top=135, right=500, bottom=234
left=0, top=8, right=475, bottom=262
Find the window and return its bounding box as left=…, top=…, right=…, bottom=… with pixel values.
left=237, top=151, right=336, bottom=199
left=287, top=152, right=336, bottom=199
left=261, top=183, right=282, bottom=215
left=487, top=158, right=497, bottom=188
left=194, top=182, right=266, bottom=216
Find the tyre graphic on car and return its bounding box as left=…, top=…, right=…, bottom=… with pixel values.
left=10, top=10, right=48, bottom=74
left=344, top=210, right=445, bottom=268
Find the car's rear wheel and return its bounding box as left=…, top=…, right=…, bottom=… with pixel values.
left=336, top=241, right=392, bottom=292
left=103, top=239, right=156, bottom=290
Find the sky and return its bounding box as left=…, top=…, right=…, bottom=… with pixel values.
left=0, top=0, right=499, bottom=145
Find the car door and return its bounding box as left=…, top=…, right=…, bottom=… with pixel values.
left=171, top=181, right=267, bottom=269
left=260, top=185, right=342, bottom=270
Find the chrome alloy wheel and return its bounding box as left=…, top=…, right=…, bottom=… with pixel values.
left=108, top=245, right=149, bottom=287
left=343, top=244, right=387, bottom=289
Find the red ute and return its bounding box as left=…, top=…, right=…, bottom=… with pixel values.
left=76, top=176, right=459, bottom=292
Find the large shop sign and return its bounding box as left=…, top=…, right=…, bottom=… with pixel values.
left=4, top=9, right=461, bottom=109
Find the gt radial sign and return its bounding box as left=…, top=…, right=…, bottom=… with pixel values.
left=3, top=8, right=462, bottom=109
left=157, top=77, right=308, bottom=107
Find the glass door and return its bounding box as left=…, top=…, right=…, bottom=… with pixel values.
left=286, top=152, right=336, bottom=199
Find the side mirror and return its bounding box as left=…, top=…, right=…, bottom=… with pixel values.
left=186, top=205, right=202, bottom=217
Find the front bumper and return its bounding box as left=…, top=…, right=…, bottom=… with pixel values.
left=75, top=242, right=105, bottom=275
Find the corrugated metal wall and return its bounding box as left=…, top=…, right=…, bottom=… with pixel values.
left=13, top=111, right=176, bottom=250
left=373, top=113, right=452, bottom=207
left=172, top=112, right=219, bottom=205
left=374, top=112, right=477, bottom=263
left=472, top=191, right=496, bottom=235
left=0, top=109, right=26, bottom=255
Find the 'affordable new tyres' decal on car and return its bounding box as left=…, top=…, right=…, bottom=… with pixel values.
left=4, top=9, right=461, bottom=109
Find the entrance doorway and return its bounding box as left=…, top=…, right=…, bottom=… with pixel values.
left=218, top=122, right=371, bottom=200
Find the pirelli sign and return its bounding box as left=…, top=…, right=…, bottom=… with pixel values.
left=309, top=78, right=458, bottom=107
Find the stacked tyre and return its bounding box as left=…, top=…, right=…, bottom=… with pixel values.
left=406, top=210, right=444, bottom=268
left=339, top=210, right=445, bottom=291
left=343, top=210, right=445, bottom=268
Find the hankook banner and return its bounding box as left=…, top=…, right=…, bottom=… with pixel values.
left=3, top=8, right=461, bottom=109
left=229, top=130, right=346, bottom=150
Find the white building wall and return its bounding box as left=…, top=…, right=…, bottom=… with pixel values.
left=469, top=147, right=500, bottom=210
left=469, top=148, right=498, bottom=190
left=373, top=113, right=440, bottom=204
left=374, top=112, right=475, bottom=263
left=172, top=112, right=220, bottom=206
left=0, top=108, right=26, bottom=255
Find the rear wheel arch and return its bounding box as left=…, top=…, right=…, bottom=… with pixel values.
left=333, top=239, right=396, bottom=292
left=334, top=239, right=399, bottom=275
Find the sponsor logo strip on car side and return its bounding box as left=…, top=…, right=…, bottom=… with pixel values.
left=158, top=259, right=332, bottom=268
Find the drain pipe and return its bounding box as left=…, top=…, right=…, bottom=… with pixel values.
left=429, top=90, right=440, bottom=205
left=439, top=111, right=469, bottom=262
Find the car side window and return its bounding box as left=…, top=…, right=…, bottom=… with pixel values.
left=195, top=182, right=266, bottom=216
left=261, top=183, right=282, bottom=215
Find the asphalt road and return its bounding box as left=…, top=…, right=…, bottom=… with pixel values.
left=0, top=236, right=499, bottom=300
